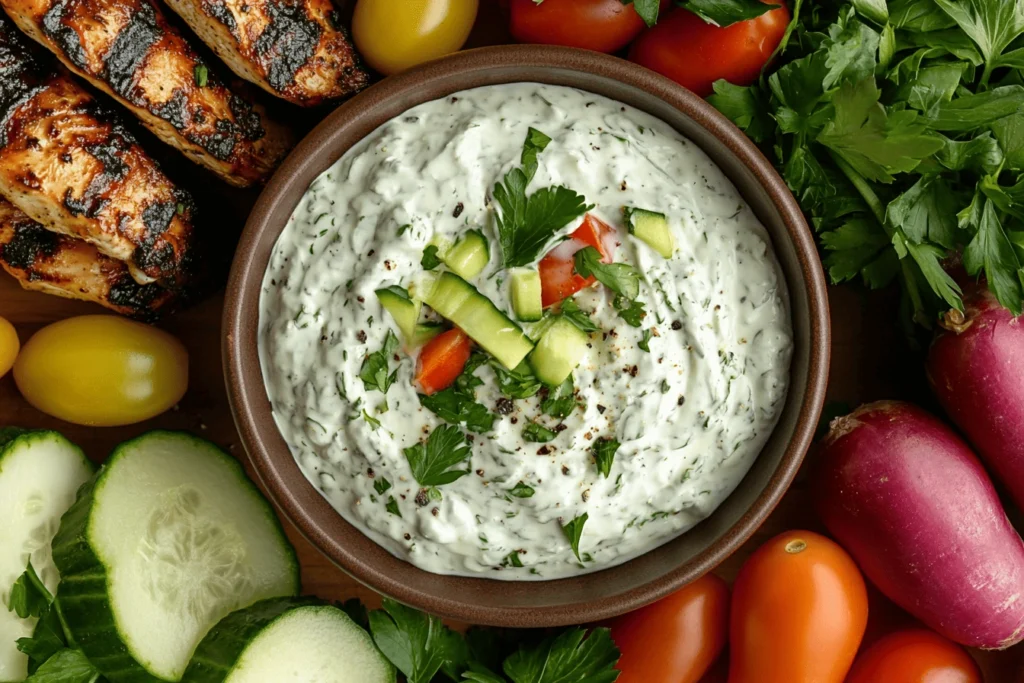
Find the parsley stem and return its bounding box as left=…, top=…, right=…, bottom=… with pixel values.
left=829, top=150, right=927, bottom=319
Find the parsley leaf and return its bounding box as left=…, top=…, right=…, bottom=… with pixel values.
left=359, top=330, right=400, bottom=396
left=961, top=194, right=1024, bottom=315
left=559, top=298, right=599, bottom=333
left=502, top=551, right=524, bottom=568
left=385, top=496, right=401, bottom=517
left=620, top=0, right=661, bottom=26
left=638, top=329, right=653, bottom=352
left=494, top=130, right=593, bottom=268
left=373, top=477, right=392, bottom=495
left=593, top=438, right=621, bottom=478
left=18, top=607, right=67, bottom=674
left=707, top=81, right=775, bottom=143
left=9, top=562, right=50, bottom=619
left=508, top=481, right=535, bottom=498
left=561, top=513, right=588, bottom=562
left=886, top=176, right=958, bottom=248
left=614, top=296, right=647, bottom=327
left=419, top=391, right=495, bottom=433
left=573, top=247, right=642, bottom=299
left=21, top=648, right=100, bottom=683
left=541, top=377, right=577, bottom=419
left=680, top=0, right=778, bottom=27
left=403, top=424, right=473, bottom=487
left=503, top=627, right=620, bottom=683
left=368, top=598, right=468, bottom=683
left=419, top=351, right=495, bottom=433
left=932, top=0, right=1024, bottom=76
left=421, top=244, right=443, bottom=269
left=523, top=422, right=557, bottom=443
left=491, top=360, right=543, bottom=399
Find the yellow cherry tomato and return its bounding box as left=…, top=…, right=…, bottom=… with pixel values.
left=352, top=0, right=479, bottom=75
left=0, top=316, right=19, bottom=378
left=13, top=315, right=188, bottom=426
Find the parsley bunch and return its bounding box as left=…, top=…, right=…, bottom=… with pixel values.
left=710, top=0, right=1024, bottom=320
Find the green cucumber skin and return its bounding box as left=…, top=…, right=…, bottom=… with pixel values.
left=51, top=431, right=300, bottom=683
left=180, top=597, right=321, bottom=683
left=0, top=427, right=28, bottom=451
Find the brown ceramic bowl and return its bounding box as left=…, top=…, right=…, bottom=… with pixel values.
left=224, top=45, right=830, bottom=627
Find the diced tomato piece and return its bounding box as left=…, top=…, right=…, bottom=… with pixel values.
left=415, top=328, right=471, bottom=395
left=539, top=214, right=617, bottom=308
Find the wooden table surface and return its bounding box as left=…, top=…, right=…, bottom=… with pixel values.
left=1, top=5, right=1021, bottom=681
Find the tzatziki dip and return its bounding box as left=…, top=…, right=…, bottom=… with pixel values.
left=259, top=83, right=793, bottom=580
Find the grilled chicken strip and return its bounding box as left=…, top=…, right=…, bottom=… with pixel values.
left=0, top=0, right=293, bottom=186
left=0, top=200, right=176, bottom=319
left=0, top=15, right=198, bottom=287
left=162, top=0, right=369, bottom=106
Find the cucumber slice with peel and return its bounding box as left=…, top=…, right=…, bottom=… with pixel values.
left=624, top=207, right=675, bottom=258
left=0, top=429, right=92, bottom=682
left=182, top=597, right=393, bottom=683
left=375, top=286, right=421, bottom=343
left=442, top=230, right=490, bottom=280
left=529, top=317, right=590, bottom=386
left=510, top=268, right=543, bottom=322
left=52, top=431, right=299, bottom=682
left=411, top=323, right=445, bottom=347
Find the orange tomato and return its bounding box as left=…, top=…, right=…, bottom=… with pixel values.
left=415, top=328, right=471, bottom=394
left=847, top=630, right=981, bottom=683
left=611, top=573, right=729, bottom=683
left=538, top=214, right=617, bottom=307
left=728, top=530, right=868, bottom=683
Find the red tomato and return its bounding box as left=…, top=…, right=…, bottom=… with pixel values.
left=508, top=0, right=661, bottom=54
left=728, top=530, right=868, bottom=683
left=539, top=214, right=616, bottom=308
left=611, top=573, right=729, bottom=683
left=415, top=329, right=471, bottom=394
left=847, top=630, right=981, bottom=683
left=629, top=2, right=790, bottom=97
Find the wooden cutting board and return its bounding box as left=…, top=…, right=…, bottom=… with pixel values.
left=0, top=4, right=1019, bottom=680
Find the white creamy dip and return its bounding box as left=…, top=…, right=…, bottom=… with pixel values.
left=259, top=83, right=793, bottom=579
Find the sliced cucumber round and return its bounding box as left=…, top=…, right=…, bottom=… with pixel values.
left=182, top=597, right=393, bottom=683
left=0, top=429, right=93, bottom=682
left=52, top=432, right=299, bottom=683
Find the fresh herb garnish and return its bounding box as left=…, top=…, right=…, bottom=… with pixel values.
left=523, top=422, right=557, bottom=443
left=421, top=244, right=443, bottom=269
left=9, top=561, right=48, bottom=619
left=508, top=481, right=535, bottom=498
left=614, top=296, right=647, bottom=327
left=491, top=360, right=543, bottom=399
left=561, top=513, right=589, bottom=562
left=359, top=330, right=399, bottom=396
left=638, top=329, right=653, bottom=352
left=386, top=496, right=401, bottom=517
left=500, top=628, right=620, bottom=683
left=373, top=477, right=392, bottom=495
left=368, top=598, right=468, bottom=683
left=419, top=352, right=495, bottom=433
left=559, top=298, right=599, bottom=332
left=541, top=377, right=577, bottom=419
left=362, top=410, right=383, bottom=431
left=502, top=551, right=524, bottom=568
left=193, top=63, right=209, bottom=87
left=593, top=438, right=621, bottom=478
left=403, top=424, right=473, bottom=487
left=574, top=247, right=642, bottom=300
left=708, top=0, right=1024, bottom=318
left=680, top=0, right=780, bottom=27
left=494, top=129, right=593, bottom=267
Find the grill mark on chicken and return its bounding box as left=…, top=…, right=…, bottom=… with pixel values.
left=161, top=0, right=368, bottom=106
left=1, top=0, right=293, bottom=185
left=0, top=200, right=175, bottom=319
left=0, top=13, right=199, bottom=287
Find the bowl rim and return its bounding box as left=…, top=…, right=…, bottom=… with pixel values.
left=223, top=44, right=830, bottom=627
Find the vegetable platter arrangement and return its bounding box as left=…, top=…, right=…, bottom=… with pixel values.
left=2, top=1, right=1024, bottom=682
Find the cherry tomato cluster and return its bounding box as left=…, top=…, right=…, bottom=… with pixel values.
left=506, top=0, right=790, bottom=97
left=610, top=530, right=982, bottom=683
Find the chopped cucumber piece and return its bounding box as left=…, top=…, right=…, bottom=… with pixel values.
left=529, top=317, right=590, bottom=386
left=53, top=431, right=299, bottom=682
left=375, top=286, right=420, bottom=343
left=0, top=429, right=92, bottom=681
left=411, top=323, right=445, bottom=347
left=182, top=597, right=393, bottom=683
left=421, top=272, right=534, bottom=370
left=625, top=207, right=674, bottom=258
left=442, top=230, right=490, bottom=280
left=510, top=268, right=543, bottom=322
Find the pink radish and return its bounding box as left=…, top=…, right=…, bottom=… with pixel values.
left=928, top=283, right=1024, bottom=510
left=814, top=401, right=1024, bottom=650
